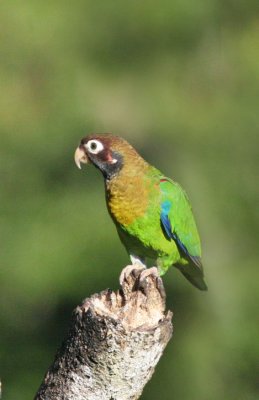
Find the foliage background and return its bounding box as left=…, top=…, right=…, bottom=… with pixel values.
left=1, top=1, right=258, bottom=399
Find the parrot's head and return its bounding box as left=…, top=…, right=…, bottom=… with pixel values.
left=74, top=133, right=141, bottom=179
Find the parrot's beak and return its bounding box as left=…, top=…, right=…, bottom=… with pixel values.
left=74, top=146, right=89, bottom=169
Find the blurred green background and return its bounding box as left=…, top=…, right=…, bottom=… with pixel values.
left=1, top=1, right=259, bottom=399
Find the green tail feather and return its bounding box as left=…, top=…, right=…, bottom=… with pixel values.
left=175, top=262, right=208, bottom=291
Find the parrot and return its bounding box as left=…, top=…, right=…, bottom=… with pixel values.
left=74, top=133, right=207, bottom=290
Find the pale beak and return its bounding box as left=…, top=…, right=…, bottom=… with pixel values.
left=74, top=147, right=89, bottom=169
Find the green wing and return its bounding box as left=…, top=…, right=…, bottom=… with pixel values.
left=159, top=177, right=207, bottom=290
left=160, top=177, right=201, bottom=260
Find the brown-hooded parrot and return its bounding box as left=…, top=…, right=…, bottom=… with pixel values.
left=74, top=133, right=207, bottom=290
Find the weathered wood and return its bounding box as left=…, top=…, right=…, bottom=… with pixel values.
left=35, top=266, right=173, bottom=400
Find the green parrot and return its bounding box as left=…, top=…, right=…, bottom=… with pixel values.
left=74, top=133, right=207, bottom=290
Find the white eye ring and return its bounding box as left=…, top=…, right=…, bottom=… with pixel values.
left=85, top=140, right=104, bottom=154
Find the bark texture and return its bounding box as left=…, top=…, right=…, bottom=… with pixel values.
left=35, top=266, right=173, bottom=400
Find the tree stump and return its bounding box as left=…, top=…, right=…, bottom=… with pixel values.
left=35, top=266, right=173, bottom=400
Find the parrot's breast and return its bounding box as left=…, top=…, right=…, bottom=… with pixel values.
left=106, top=174, right=150, bottom=226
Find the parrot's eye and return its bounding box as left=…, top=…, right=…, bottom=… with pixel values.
left=86, top=140, right=104, bottom=154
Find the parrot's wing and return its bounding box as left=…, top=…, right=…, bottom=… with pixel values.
left=159, top=177, right=202, bottom=270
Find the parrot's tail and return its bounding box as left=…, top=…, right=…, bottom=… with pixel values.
left=175, top=262, right=208, bottom=291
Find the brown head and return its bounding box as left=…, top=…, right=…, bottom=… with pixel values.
left=74, top=133, right=146, bottom=179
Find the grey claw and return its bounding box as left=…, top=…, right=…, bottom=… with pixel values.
left=156, top=277, right=166, bottom=300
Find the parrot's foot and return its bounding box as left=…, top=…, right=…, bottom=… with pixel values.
left=138, top=267, right=166, bottom=300
left=119, top=264, right=146, bottom=286
left=139, top=267, right=159, bottom=281
left=139, top=267, right=166, bottom=299
left=119, top=265, right=166, bottom=306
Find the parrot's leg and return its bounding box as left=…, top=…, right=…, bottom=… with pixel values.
left=130, top=254, right=146, bottom=267
left=119, top=255, right=146, bottom=286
